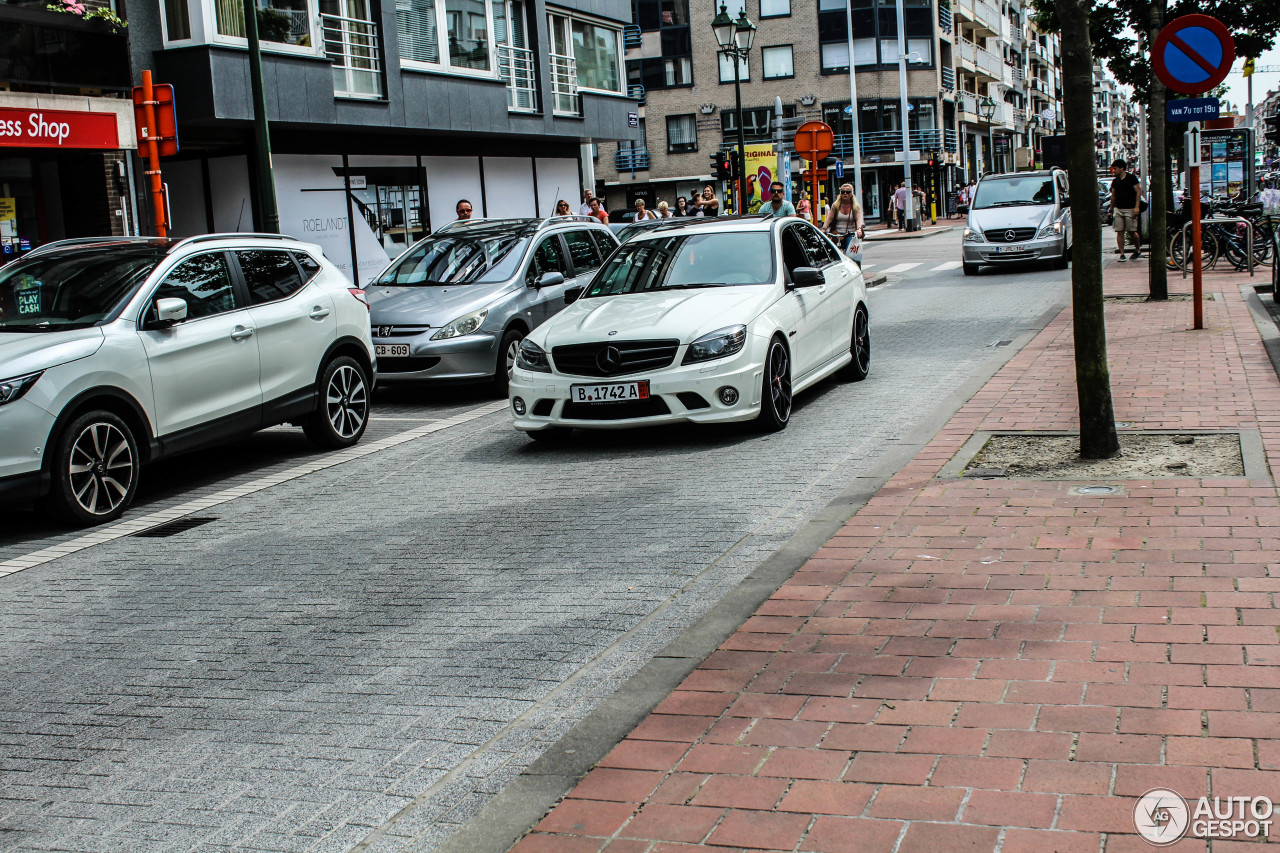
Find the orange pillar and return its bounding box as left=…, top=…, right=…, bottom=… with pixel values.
left=1190, top=163, right=1202, bottom=330
left=141, top=70, right=167, bottom=237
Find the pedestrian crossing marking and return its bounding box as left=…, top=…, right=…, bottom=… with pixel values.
left=882, top=263, right=922, bottom=273
left=932, top=261, right=963, bottom=271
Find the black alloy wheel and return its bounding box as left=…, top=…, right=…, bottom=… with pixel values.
left=842, top=305, right=870, bottom=382
left=756, top=337, right=792, bottom=432
left=304, top=355, right=369, bottom=448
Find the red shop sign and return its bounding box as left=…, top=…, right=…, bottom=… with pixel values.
left=0, top=107, right=120, bottom=149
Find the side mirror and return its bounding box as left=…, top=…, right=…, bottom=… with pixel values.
left=534, top=271, right=565, bottom=289
left=788, top=267, right=824, bottom=289
left=148, top=297, right=187, bottom=328
left=564, top=286, right=584, bottom=304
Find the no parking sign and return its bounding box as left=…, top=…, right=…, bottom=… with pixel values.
left=1152, top=15, right=1235, bottom=95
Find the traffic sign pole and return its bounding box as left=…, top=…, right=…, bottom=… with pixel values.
left=140, top=70, right=166, bottom=238
left=794, top=121, right=834, bottom=226
left=1189, top=121, right=1203, bottom=330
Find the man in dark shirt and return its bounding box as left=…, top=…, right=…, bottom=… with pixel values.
left=1109, top=159, right=1142, bottom=260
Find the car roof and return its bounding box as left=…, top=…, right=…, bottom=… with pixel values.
left=20, top=233, right=318, bottom=261
left=981, top=169, right=1060, bottom=180
left=624, top=215, right=782, bottom=240
left=434, top=215, right=607, bottom=239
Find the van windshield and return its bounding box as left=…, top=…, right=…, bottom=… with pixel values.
left=972, top=176, right=1057, bottom=209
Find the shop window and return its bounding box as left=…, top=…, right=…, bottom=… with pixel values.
left=762, top=45, right=793, bottom=79
left=154, top=253, right=239, bottom=321
left=216, top=0, right=313, bottom=45
left=760, top=0, right=789, bottom=17
left=237, top=250, right=306, bottom=304
left=667, top=114, right=697, bottom=154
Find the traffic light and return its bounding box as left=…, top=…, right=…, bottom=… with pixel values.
left=728, top=150, right=741, bottom=179
left=927, top=150, right=937, bottom=168
left=710, top=150, right=725, bottom=179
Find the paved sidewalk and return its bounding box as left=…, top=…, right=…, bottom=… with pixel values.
left=864, top=222, right=958, bottom=241
left=513, top=259, right=1280, bottom=852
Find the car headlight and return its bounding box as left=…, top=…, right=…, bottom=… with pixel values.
left=683, top=325, right=747, bottom=365
left=963, top=227, right=985, bottom=242
left=0, top=371, right=41, bottom=406
left=1036, top=221, right=1064, bottom=239
left=515, top=339, right=551, bottom=373
left=430, top=308, right=488, bottom=340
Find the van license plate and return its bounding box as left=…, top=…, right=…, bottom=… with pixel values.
left=995, top=244, right=1027, bottom=253
left=570, top=381, right=650, bottom=403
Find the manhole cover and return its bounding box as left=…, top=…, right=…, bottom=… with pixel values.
left=1072, top=485, right=1124, bottom=495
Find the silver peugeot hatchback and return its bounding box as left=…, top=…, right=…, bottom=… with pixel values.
left=367, top=216, right=619, bottom=393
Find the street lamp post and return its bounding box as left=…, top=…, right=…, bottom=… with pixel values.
left=978, top=94, right=996, bottom=174
left=712, top=4, right=756, bottom=214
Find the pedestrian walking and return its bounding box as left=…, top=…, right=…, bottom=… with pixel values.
left=674, top=197, right=690, bottom=217
left=578, top=188, right=597, bottom=216
left=894, top=183, right=908, bottom=230
left=633, top=198, right=658, bottom=221
left=822, top=182, right=865, bottom=260
left=656, top=201, right=673, bottom=219
left=796, top=191, right=811, bottom=219
left=455, top=199, right=474, bottom=220
left=554, top=199, right=571, bottom=217
left=1109, top=158, right=1142, bottom=260
left=587, top=197, right=609, bottom=225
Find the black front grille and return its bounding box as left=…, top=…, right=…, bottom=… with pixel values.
left=552, top=340, right=680, bottom=377
left=377, top=356, right=442, bottom=373
left=532, top=399, right=555, bottom=416
left=374, top=325, right=430, bottom=338
left=677, top=392, right=710, bottom=410
left=984, top=227, right=1037, bottom=243
left=562, top=397, right=672, bottom=420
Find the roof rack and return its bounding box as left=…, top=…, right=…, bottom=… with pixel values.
left=19, top=236, right=165, bottom=259
left=541, top=214, right=600, bottom=227
left=168, top=232, right=304, bottom=253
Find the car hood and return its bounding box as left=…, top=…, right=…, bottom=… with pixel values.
left=970, top=205, right=1055, bottom=233
left=534, top=286, right=779, bottom=347
left=366, top=281, right=516, bottom=326
left=0, top=327, right=105, bottom=377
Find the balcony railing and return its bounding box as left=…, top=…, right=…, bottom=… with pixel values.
left=498, top=44, right=537, bottom=112
left=550, top=52, right=580, bottom=116
left=832, top=129, right=959, bottom=158
left=938, top=4, right=953, bottom=34
left=958, top=38, right=1002, bottom=79
left=623, top=24, right=642, bottom=49
left=940, top=66, right=955, bottom=91
left=320, top=12, right=382, bottom=99
left=629, top=83, right=646, bottom=106
left=615, top=147, right=650, bottom=171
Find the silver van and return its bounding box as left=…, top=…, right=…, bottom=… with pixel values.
left=367, top=216, right=618, bottom=393
left=961, top=169, right=1072, bottom=275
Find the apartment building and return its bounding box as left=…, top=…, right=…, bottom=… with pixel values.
left=1092, top=62, right=1136, bottom=169
left=126, top=0, right=639, bottom=283
left=597, top=0, right=1062, bottom=223
left=0, top=0, right=139, bottom=256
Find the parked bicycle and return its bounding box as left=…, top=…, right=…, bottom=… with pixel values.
left=1166, top=198, right=1274, bottom=271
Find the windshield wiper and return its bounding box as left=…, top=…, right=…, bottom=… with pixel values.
left=985, top=201, right=1043, bottom=207
left=0, top=323, right=58, bottom=332
left=662, top=282, right=727, bottom=290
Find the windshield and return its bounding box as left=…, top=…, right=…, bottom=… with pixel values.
left=972, top=176, right=1057, bottom=209
left=586, top=232, right=774, bottom=297
left=0, top=248, right=164, bottom=332
left=376, top=233, right=528, bottom=286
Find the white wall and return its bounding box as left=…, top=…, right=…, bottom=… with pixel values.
left=535, top=158, right=582, bottom=218
left=481, top=157, right=536, bottom=219
left=423, top=156, right=483, bottom=228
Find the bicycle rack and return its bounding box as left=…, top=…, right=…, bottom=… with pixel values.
left=1179, top=217, right=1254, bottom=279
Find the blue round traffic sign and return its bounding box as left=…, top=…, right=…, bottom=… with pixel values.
left=1152, top=14, right=1235, bottom=95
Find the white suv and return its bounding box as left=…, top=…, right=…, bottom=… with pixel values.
left=0, top=234, right=376, bottom=525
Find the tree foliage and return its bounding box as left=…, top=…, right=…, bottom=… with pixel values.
left=1029, top=0, right=1280, bottom=101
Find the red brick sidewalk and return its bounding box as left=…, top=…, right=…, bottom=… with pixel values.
left=514, top=259, right=1280, bottom=853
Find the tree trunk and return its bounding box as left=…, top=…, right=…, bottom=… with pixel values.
left=1055, top=0, right=1121, bottom=459
left=1148, top=0, right=1169, bottom=299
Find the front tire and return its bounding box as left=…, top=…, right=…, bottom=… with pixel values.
left=756, top=337, right=792, bottom=432
left=841, top=305, right=870, bottom=382
left=963, top=261, right=978, bottom=276
left=493, top=327, right=525, bottom=397
left=45, top=410, right=140, bottom=526
left=304, top=355, right=369, bottom=449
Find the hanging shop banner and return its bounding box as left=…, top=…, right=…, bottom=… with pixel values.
left=744, top=143, right=776, bottom=196
left=0, top=107, right=120, bottom=149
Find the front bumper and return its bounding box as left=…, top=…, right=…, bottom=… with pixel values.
left=963, top=235, right=1066, bottom=265
left=0, top=398, right=56, bottom=503
left=509, top=347, right=766, bottom=432
left=372, top=331, right=500, bottom=384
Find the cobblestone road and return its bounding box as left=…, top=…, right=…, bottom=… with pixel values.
left=0, top=238, right=1071, bottom=852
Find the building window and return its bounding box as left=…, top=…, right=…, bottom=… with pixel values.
left=721, top=105, right=795, bottom=143
left=667, top=114, right=697, bottom=153
left=163, top=0, right=191, bottom=39
left=397, top=0, right=440, bottom=64
left=762, top=45, right=793, bottom=79
left=718, top=52, right=748, bottom=83
left=819, top=0, right=932, bottom=72
left=572, top=19, right=622, bottom=91
left=216, top=0, right=313, bottom=45
left=398, top=0, right=505, bottom=73
left=446, top=0, right=490, bottom=70
left=760, top=0, right=789, bottom=17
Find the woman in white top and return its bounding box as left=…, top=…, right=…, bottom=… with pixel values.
left=633, top=199, right=659, bottom=221
left=822, top=183, right=865, bottom=257
left=656, top=201, right=673, bottom=219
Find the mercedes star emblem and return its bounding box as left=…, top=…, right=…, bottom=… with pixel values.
left=596, top=346, right=622, bottom=373
left=1005, top=230, right=1017, bottom=242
